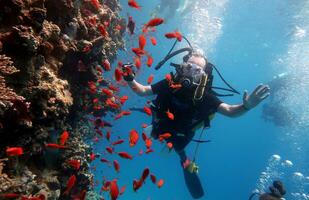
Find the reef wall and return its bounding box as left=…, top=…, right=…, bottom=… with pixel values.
left=0, top=0, right=124, bottom=199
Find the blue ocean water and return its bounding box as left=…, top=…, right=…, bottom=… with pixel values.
left=91, top=0, right=309, bottom=199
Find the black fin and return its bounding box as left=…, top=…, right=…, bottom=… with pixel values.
left=182, top=167, right=205, bottom=199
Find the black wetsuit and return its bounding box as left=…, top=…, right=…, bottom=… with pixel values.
left=151, top=79, right=222, bottom=152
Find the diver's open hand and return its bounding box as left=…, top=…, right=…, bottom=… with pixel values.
left=243, top=84, right=270, bottom=110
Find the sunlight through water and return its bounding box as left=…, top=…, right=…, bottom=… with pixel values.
left=181, top=0, right=228, bottom=54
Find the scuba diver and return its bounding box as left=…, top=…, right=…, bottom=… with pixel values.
left=122, top=37, right=270, bottom=199
left=249, top=180, right=286, bottom=200
left=261, top=72, right=296, bottom=127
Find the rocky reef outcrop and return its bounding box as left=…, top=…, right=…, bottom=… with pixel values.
left=0, top=0, right=124, bottom=199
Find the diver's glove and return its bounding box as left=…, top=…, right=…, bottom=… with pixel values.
left=122, top=63, right=135, bottom=82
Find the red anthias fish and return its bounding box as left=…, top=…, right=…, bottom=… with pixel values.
left=90, top=152, right=97, bottom=161
left=118, top=152, right=133, bottom=160
left=159, top=132, right=172, bottom=142
left=143, top=106, right=152, bottom=116
left=110, top=179, right=119, bottom=200
left=91, top=0, right=101, bottom=10
left=106, top=131, right=111, bottom=141
left=147, top=74, right=154, bottom=84
left=127, top=16, right=135, bottom=35
left=142, top=132, right=147, bottom=141
left=88, top=81, right=97, bottom=94
left=45, top=143, right=66, bottom=149
left=165, top=73, right=172, bottom=83
left=119, top=185, right=126, bottom=195
left=144, top=18, right=164, bottom=28
left=67, top=160, right=81, bottom=170
left=133, top=179, right=143, bottom=192
left=102, top=88, right=113, bottom=97
left=100, top=158, right=110, bottom=163
left=63, top=175, right=77, bottom=195
left=112, top=139, right=125, bottom=146
left=165, top=31, right=183, bottom=41
left=145, top=148, right=154, bottom=154
left=95, top=129, right=103, bottom=137
left=131, top=47, right=145, bottom=57
left=139, top=34, right=146, bottom=50
left=98, top=24, right=108, bottom=37
left=121, top=110, right=131, bottom=115
left=147, top=56, right=153, bottom=67
left=150, top=37, right=157, bottom=46
left=157, top=179, right=164, bottom=188
left=1, top=193, right=20, bottom=198
left=114, top=68, right=123, bottom=81
left=140, top=168, right=150, bottom=182
left=106, top=146, right=113, bottom=154
left=115, top=24, right=122, bottom=31
left=134, top=56, right=141, bottom=69
left=114, top=113, right=123, bottom=120
left=166, top=109, right=175, bottom=120
left=117, top=61, right=123, bottom=68
left=167, top=142, right=173, bottom=149
left=150, top=174, right=156, bottom=184
left=6, top=147, right=23, bottom=156
left=113, top=160, right=120, bottom=173
left=106, top=98, right=120, bottom=109
left=92, top=118, right=112, bottom=128
left=59, top=130, right=69, bottom=145
left=128, top=0, right=141, bottom=10
left=145, top=138, right=152, bottom=149
left=129, top=129, right=139, bottom=147
left=102, top=180, right=111, bottom=191
left=96, top=65, right=103, bottom=74
left=108, top=84, right=119, bottom=92
left=102, top=59, right=111, bottom=71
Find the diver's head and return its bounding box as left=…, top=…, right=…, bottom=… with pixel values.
left=178, top=53, right=207, bottom=87
left=187, top=53, right=207, bottom=68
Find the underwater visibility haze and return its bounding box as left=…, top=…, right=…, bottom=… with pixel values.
left=0, top=0, right=309, bottom=200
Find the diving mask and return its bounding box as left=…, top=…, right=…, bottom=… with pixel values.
left=179, top=62, right=206, bottom=87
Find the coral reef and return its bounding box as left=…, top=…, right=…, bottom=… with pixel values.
left=0, top=55, right=24, bottom=105
left=0, top=0, right=124, bottom=199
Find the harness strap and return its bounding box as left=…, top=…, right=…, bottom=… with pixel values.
left=192, top=126, right=206, bottom=162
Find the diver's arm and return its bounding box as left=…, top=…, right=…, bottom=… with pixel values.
left=218, top=84, right=270, bottom=118
left=127, top=80, right=153, bottom=96
left=217, top=103, right=248, bottom=118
